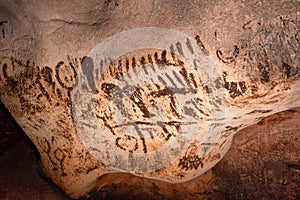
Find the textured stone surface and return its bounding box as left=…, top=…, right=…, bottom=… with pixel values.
left=0, top=103, right=299, bottom=199
left=0, top=101, right=69, bottom=200
left=0, top=0, right=299, bottom=198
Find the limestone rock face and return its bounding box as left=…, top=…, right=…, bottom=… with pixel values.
left=0, top=0, right=299, bottom=198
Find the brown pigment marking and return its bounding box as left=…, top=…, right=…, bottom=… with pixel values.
left=130, top=88, right=152, bottom=118
left=239, top=81, right=247, bottom=93
left=55, top=61, right=77, bottom=90
left=53, top=148, right=67, bottom=176
left=222, top=16, right=300, bottom=98
left=223, top=72, right=247, bottom=98
left=216, top=45, right=239, bottom=64
left=99, top=59, right=104, bottom=79
left=225, top=126, right=239, bottom=131
left=157, top=75, right=168, bottom=86
left=131, top=125, right=147, bottom=153
left=86, top=166, right=99, bottom=174
left=195, top=35, right=208, bottom=55
left=179, top=67, right=188, bottom=78
left=101, top=83, right=116, bottom=99
left=169, top=95, right=181, bottom=118
left=257, top=63, right=270, bottom=83
left=282, top=62, right=292, bottom=78
left=140, top=56, right=149, bottom=75
left=154, top=52, right=159, bottom=63
left=56, top=88, right=62, bottom=99
left=161, top=50, right=167, bottom=65
left=113, top=62, right=120, bottom=80
left=219, top=139, right=228, bottom=149
left=161, top=126, right=173, bottom=141
left=2, top=56, right=85, bottom=113
left=147, top=54, right=153, bottom=64
left=143, top=128, right=154, bottom=139
left=2, top=63, right=15, bottom=85
left=125, top=60, right=132, bottom=80
left=166, top=121, right=181, bottom=131
left=172, top=69, right=185, bottom=87
left=183, top=106, right=199, bottom=118
left=96, top=114, right=116, bottom=135
left=10, top=58, right=35, bottom=80
left=247, top=109, right=272, bottom=114
left=118, top=59, right=123, bottom=78
left=186, top=38, right=194, bottom=54
left=190, top=101, right=209, bottom=117
left=169, top=44, right=176, bottom=60
left=176, top=42, right=184, bottom=57
left=0, top=20, right=8, bottom=26
left=150, top=87, right=171, bottom=98
left=214, top=77, right=223, bottom=89
left=189, top=73, right=198, bottom=89
left=41, top=66, right=54, bottom=85
left=179, top=67, right=196, bottom=92
left=132, top=57, right=136, bottom=68
left=91, top=44, right=222, bottom=158
left=114, top=59, right=122, bottom=80
left=165, top=73, right=177, bottom=88
left=178, top=155, right=203, bottom=170
left=38, top=138, right=59, bottom=171
left=125, top=59, right=130, bottom=72
left=108, top=62, right=114, bottom=77
left=153, top=83, right=160, bottom=90
left=36, top=69, right=52, bottom=103
left=242, top=20, right=252, bottom=30
left=131, top=57, right=138, bottom=76
left=115, top=135, right=138, bottom=152
left=156, top=121, right=180, bottom=141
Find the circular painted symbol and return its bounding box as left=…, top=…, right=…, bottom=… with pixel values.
left=72, top=27, right=225, bottom=173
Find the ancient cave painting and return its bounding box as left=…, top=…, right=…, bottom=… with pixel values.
left=0, top=20, right=8, bottom=39
left=55, top=60, right=77, bottom=90
left=178, top=141, right=204, bottom=171
left=1, top=55, right=80, bottom=113
left=115, top=135, right=138, bottom=152
left=216, top=15, right=300, bottom=99
left=223, top=72, right=247, bottom=98
left=53, top=148, right=67, bottom=176
left=38, top=137, right=67, bottom=176
left=91, top=41, right=218, bottom=155
left=216, top=45, right=239, bottom=64
left=194, top=35, right=208, bottom=55
left=178, top=155, right=204, bottom=171
left=97, top=80, right=184, bottom=153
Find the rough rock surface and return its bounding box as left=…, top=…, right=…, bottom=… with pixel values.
left=0, top=102, right=299, bottom=199
left=0, top=0, right=299, bottom=198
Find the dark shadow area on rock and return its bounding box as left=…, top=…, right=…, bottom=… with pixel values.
left=0, top=100, right=71, bottom=200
